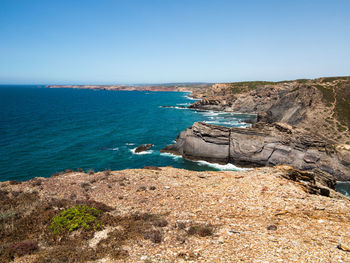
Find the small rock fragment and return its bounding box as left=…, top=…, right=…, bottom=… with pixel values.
left=267, top=225, right=277, bottom=231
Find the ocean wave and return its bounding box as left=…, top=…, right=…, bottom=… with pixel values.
left=195, top=160, right=249, bottom=171
left=105, top=147, right=119, bottom=151
left=159, top=106, right=187, bottom=110
left=130, top=148, right=154, bottom=155
left=183, top=95, right=200, bottom=101
left=126, top=143, right=135, bottom=145
left=203, top=120, right=247, bottom=127
left=160, top=152, right=182, bottom=160
left=202, top=111, right=221, bottom=116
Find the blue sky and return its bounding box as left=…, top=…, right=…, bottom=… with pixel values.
left=0, top=0, right=349, bottom=84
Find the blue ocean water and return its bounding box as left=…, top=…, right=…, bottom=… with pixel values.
left=0, top=86, right=255, bottom=181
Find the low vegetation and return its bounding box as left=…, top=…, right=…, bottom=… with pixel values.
left=0, top=188, right=170, bottom=262
left=50, top=205, right=102, bottom=234
left=229, top=81, right=276, bottom=93
left=187, top=223, right=214, bottom=237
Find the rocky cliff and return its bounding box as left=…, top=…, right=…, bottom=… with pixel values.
left=189, top=77, right=350, bottom=144
left=162, top=122, right=350, bottom=180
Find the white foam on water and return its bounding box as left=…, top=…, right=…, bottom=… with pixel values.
left=183, top=95, right=200, bottom=101
left=159, top=106, right=188, bottom=110
left=202, top=111, right=221, bottom=117
left=106, top=147, right=119, bottom=151
left=160, top=152, right=182, bottom=160
left=203, top=121, right=219, bottom=124
left=130, top=148, right=153, bottom=155
left=195, top=160, right=249, bottom=171
left=126, top=143, right=135, bottom=145
left=203, top=120, right=248, bottom=128
left=176, top=103, right=190, bottom=106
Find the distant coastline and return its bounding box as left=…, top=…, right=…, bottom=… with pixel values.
left=46, top=83, right=212, bottom=92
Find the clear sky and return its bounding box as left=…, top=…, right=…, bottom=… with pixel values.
left=0, top=0, right=349, bottom=84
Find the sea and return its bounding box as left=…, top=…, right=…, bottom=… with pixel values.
left=0, top=85, right=256, bottom=181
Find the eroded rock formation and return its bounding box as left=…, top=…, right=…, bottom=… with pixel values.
left=135, top=144, right=153, bottom=153
left=162, top=122, right=350, bottom=180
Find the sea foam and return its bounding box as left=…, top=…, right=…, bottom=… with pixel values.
left=160, top=152, right=182, bottom=160
left=130, top=148, right=154, bottom=155
left=195, top=160, right=249, bottom=171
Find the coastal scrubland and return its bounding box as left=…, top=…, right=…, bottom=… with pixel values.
left=1, top=167, right=350, bottom=262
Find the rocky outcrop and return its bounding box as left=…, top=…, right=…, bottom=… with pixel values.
left=189, top=85, right=319, bottom=125
left=135, top=144, right=153, bottom=153
left=278, top=165, right=336, bottom=197
left=162, top=122, right=350, bottom=180
left=189, top=77, right=350, bottom=144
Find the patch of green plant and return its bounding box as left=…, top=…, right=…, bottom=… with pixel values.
left=334, top=95, right=350, bottom=129
left=314, top=85, right=335, bottom=105
left=322, top=76, right=350, bottom=83
left=0, top=210, right=16, bottom=221
left=50, top=205, right=102, bottom=234
left=276, top=80, right=294, bottom=83
left=296, top=79, right=310, bottom=83
left=229, top=81, right=276, bottom=94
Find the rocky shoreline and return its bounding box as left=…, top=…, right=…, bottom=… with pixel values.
left=161, top=122, right=350, bottom=181
left=162, top=77, right=350, bottom=181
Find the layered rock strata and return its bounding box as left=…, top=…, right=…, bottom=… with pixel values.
left=161, top=122, right=350, bottom=180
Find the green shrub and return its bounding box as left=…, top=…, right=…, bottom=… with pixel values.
left=296, top=79, right=310, bottom=83
left=314, top=85, right=335, bottom=105
left=50, top=205, right=102, bottom=234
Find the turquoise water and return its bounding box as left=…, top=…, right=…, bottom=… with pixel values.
left=336, top=182, right=350, bottom=197
left=0, top=86, right=255, bottom=181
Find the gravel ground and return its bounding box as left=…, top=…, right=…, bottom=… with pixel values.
left=3, top=166, right=350, bottom=263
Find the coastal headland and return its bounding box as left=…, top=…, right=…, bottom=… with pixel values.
left=162, top=76, right=350, bottom=181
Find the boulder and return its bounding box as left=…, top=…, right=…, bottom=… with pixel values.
left=135, top=144, right=153, bottom=153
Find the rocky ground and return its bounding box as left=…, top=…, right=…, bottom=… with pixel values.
left=1, top=166, right=350, bottom=262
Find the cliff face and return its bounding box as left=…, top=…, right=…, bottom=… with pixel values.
left=189, top=77, right=350, bottom=144
left=1, top=167, right=350, bottom=262
left=162, top=122, right=350, bottom=180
